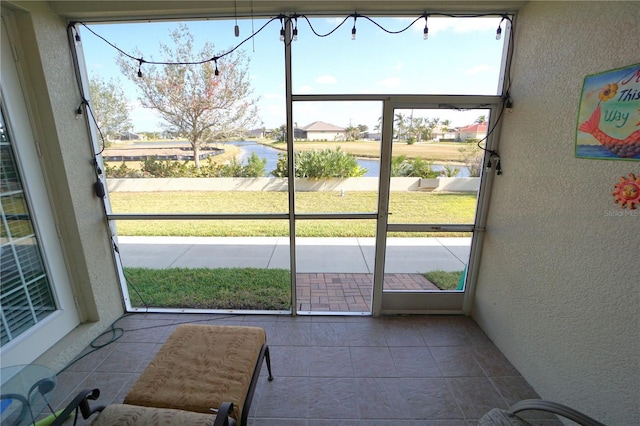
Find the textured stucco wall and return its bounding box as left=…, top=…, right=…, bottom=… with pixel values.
left=472, top=2, right=640, bottom=425
left=6, top=2, right=125, bottom=371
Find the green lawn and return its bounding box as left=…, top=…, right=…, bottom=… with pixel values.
left=115, top=190, right=474, bottom=309
left=265, top=139, right=473, bottom=163
left=110, top=191, right=476, bottom=237
left=126, top=267, right=291, bottom=310
left=424, top=270, right=465, bottom=290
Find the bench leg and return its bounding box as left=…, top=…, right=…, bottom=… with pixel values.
left=264, top=345, right=274, bottom=381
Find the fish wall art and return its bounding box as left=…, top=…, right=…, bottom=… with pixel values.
left=576, top=63, right=640, bottom=160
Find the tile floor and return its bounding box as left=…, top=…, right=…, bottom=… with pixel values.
left=51, top=313, right=561, bottom=425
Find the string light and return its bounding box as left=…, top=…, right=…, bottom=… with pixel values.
left=351, top=15, right=357, bottom=40
left=279, top=17, right=285, bottom=41
left=77, top=12, right=513, bottom=81
left=234, top=0, right=240, bottom=37
left=496, top=16, right=506, bottom=40
left=292, top=17, right=298, bottom=41
left=423, top=14, right=429, bottom=40
left=74, top=12, right=514, bottom=171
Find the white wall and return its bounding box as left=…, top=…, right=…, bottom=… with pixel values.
left=473, top=2, right=640, bottom=425
left=106, top=177, right=481, bottom=192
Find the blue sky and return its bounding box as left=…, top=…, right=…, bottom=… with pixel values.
left=79, top=15, right=506, bottom=132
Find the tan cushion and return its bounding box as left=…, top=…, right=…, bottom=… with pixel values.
left=124, top=324, right=265, bottom=423
left=90, top=404, right=217, bottom=425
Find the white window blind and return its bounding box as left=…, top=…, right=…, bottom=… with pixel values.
left=0, top=108, right=56, bottom=346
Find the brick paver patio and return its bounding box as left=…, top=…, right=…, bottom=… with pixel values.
left=296, top=273, right=440, bottom=312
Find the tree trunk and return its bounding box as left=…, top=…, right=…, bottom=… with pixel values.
left=193, top=143, right=201, bottom=168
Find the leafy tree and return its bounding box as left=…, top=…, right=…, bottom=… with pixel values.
left=88, top=76, right=133, bottom=140
left=390, top=155, right=411, bottom=176
left=345, top=125, right=360, bottom=141
left=440, top=119, right=452, bottom=132
left=389, top=155, right=438, bottom=178
left=459, top=144, right=483, bottom=177
left=271, top=124, right=287, bottom=142
left=118, top=24, right=260, bottom=167
left=271, top=148, right=366, bottom=178
left=474, top=115, right=487, bottom=124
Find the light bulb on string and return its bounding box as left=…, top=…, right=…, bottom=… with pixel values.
left=496, top=17, right=505, bottom=40
left=292, top=17, right=298, bottom=41
left=137, top=59, right=143, bottom=78
left=423, top=15, right=429, bottom=40
left=351, top=14, right=357, bottom=40
left=214, top=58, right=219, bottom=76
left=279, top=17, right=285, bottom=41
left=234, top=0, right=240, bottom=37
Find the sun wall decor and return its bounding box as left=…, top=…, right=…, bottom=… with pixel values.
left=576, top=62, right=640, bottom=160
left=612, top=173, right=640, bottom=209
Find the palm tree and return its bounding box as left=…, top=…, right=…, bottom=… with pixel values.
left=394, top=112, right=407, bottom=140
left=373, top=116, right=382, bottom=132
left=345, top=125, right=360, bottom=141
left=412, top=117, right=427, bottom=142
left=475, top=115, right=487, bottom=124
left=427, top=117, right=440, bottom=141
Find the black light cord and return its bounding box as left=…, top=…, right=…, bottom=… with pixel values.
left=75, top=16, right=280, bottom=76
left=55, top=312, right=237, bottom=376
left=77, top=12, right=514, bottom=73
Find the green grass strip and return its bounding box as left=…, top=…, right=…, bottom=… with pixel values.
left=111, top=191, right=477, bottom=237
left=424, top=270, right=464, bottom=290
left=125, top=267, right=291, bottom=310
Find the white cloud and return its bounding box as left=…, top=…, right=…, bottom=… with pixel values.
left=316, top=74, right=337, bottom=84
left=465, top=64, right=493, bottom=75
left=377, top=77, right=401, bottom=88
left=297, top=85, right=313, bottom=93
left=394, top=61, right=404, bottom=70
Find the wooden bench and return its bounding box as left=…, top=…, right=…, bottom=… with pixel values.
left=123, top=324, right=273, bottom=426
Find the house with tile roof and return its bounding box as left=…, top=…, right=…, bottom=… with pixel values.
left=301, top=121, right=347, bottom=141
left=457, top=121, right=488, bottom=141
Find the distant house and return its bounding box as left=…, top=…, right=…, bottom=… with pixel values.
left=456, top=122, right=488, bottom=141
left=367, top=132, right=382, bottom=141
left=117, top=130, right=141, bottom=141
left=431, top=125, right=458, bottom=141
left=247, top=128, right=266, bottom=138
left=301, top=121, right=347, bottom=141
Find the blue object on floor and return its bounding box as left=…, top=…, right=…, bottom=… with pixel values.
left=0, top=398, right=12, bottom=414
left=457, top=264, right=467, bottom=290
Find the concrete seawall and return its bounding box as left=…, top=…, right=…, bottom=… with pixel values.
left=106, top=177, right=480, bottom=192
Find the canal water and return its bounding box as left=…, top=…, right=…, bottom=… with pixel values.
left=230, top=140, right=470, bottom=177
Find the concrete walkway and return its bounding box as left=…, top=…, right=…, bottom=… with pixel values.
left=117, top=236, right=471, bottom=273
left=117, top=236, right=471, bottom=312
